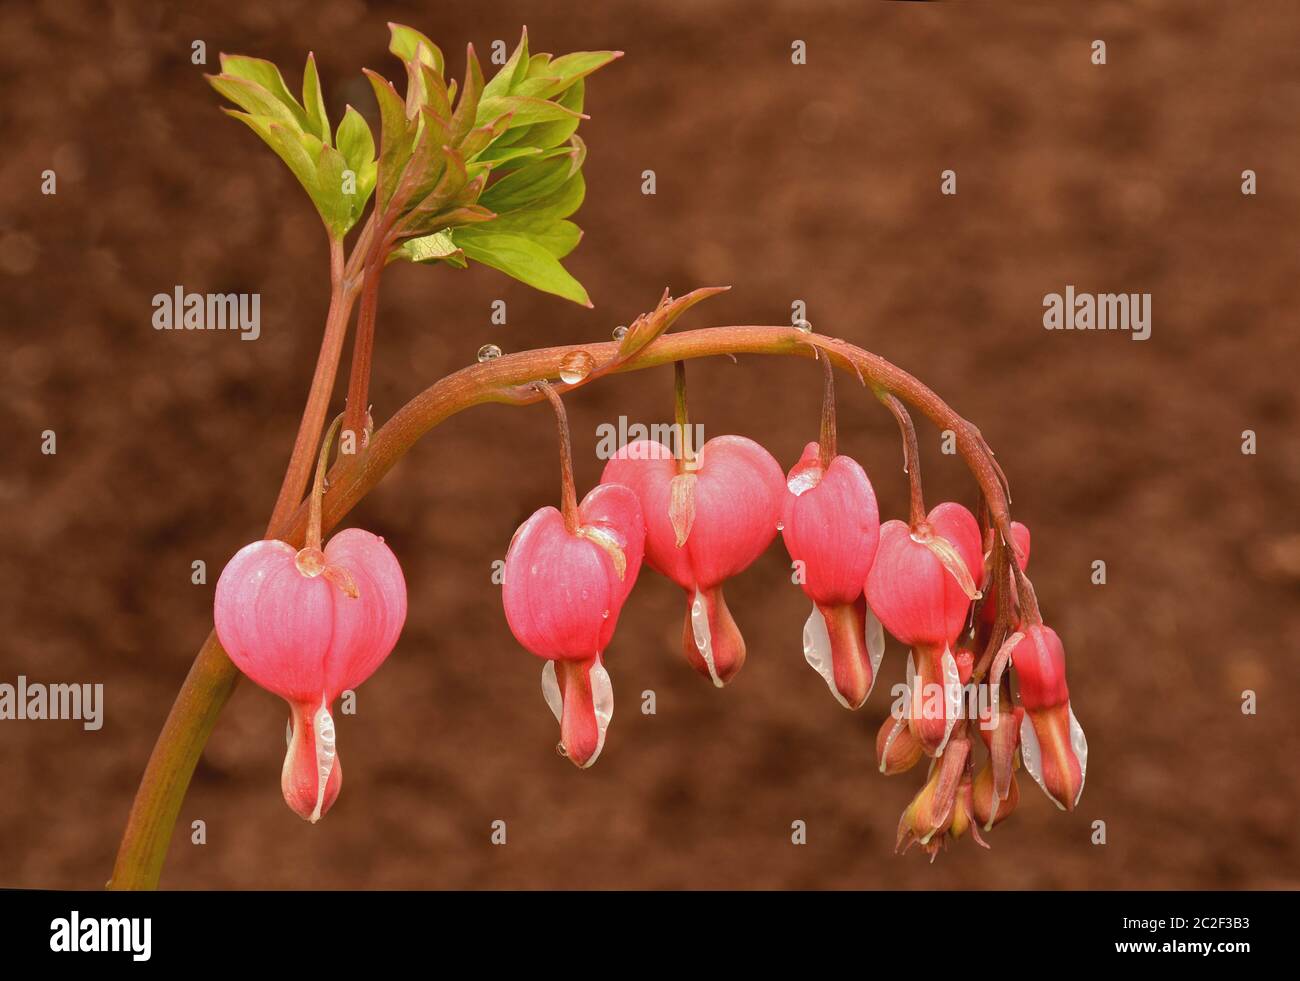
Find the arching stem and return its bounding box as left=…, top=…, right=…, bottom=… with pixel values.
left=109, top=323, right=1018, bottom=890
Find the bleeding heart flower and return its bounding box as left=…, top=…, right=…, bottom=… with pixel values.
left=504, top=480, right=645, bottom=769
left=601, top=434, right=784, bottom=687
left=1012, top=623, right=1087, bottom=810
left=214, top=527, right=407, bottom=822
left=782, top=441, right=883, bottom=709
left=866, top=502, right=983, bottom=756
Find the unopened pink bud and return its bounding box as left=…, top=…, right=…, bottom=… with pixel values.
left=782, top=442, right=883, bottom=708
left=1012, top=624, right=1087, bottom=810
left=602, top=435, right=784, bottom=686
left=214, top=528, right=407, bottom=822
left=876, top=712, right=923, bottom=775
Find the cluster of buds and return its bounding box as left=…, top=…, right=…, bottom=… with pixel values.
left=497, top=348, right=1086, bottom=859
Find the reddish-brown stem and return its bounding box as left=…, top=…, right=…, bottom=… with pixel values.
left=265, top=237, right=357, bottom=533
left=818, top=351, right=837, bottom=468
left=109, top=324, right=1016, bottom=890
left=877, top=391, right=926, bottom=526
left=341, top=255, right=385, bottom=447
left=535, top=380, right=579, bottom=533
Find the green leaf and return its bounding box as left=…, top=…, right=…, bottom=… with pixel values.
left=218, top=55, right=311, bottom=131
left=363, top=69, right=417, bottom=212
left=336, top=106, right=376, bottom=181
left=480, top=152, right=579, bottom=213
left=510, top=78, right=585, bottom=151
left=476, top=94, right=583, bottom=129
left=394, top=229, right=466, bottom=267
left=209, top=74, right=302, bottom=130
left=302, top=53, right=329, bottom=142
left=388, top=23, right=444, bottom=75
left=482, top=28, right=529, bottom=101
left=481, top=214, right=582, bottom=258
left=314, top=144, right=356, bottom=236
left=513, top=51, right=620, bottom=100
left=454, top=229, right=591, bottom=306
left=449, top=44, right=485, bottom=146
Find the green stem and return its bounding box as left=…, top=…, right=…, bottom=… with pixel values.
left=108, top=324, right=1014, bottom=890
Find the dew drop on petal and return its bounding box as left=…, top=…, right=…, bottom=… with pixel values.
left=559, top=350, right=595, bottom=384
left=775, top=520, right=785, bottom=531
left=477, top=343, right=502, bottom=363
left=612, top=324, right=628, bottom=341
left=793, top=319, right=813, bottom=334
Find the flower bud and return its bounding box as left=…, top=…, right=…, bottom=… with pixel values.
left=602, top=435, right=784, bottom=686
left=215, top=528, right=408, bottom=822
left=876, top=712, right=923, bottom=775
left=503, top=483, right=645, bottom=768
left=896, top=735, right=970, bottom=859
left=782, top=442, right=883, bottom=708
left=973, top=761, right=1020, bottom=831
left=980, top=521, right=1030, bottom=626
left=1011, top=624, right=1088, bottom=810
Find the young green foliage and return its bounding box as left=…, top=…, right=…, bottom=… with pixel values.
left=209, top=24, right=619, bottom=307
left=208, top=53, right=375, bottom=240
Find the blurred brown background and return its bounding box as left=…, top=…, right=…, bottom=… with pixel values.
left=2, top=0, right=1298, bottom=889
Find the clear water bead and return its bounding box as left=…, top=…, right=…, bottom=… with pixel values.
left=612, top=324, right=628, bottom=341
left=476, top=343, right=502, bottom=363
left=793, top=319, right=813, bottom=333
left=559, top=350, right=595, bottom=384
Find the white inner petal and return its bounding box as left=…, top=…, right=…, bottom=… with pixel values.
left=865, top=606, right=885, bottom=699
left=801, top=604, right=851, bottom=709
left=540, top=660, right=563, bottom=724
left=310, top=699, right=337, bottom=824
left=690, top=588, right=724, bottom=688
left=1018, top=712, right=1064, bottom=810
left=584, top=658, right=615, bottom=769
left=933, top=647, right=962, bottom=755
left=1068, top=705, right=1088, bottom=806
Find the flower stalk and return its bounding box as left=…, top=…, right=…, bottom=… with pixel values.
left=109, top=322, right=1017, bottom=890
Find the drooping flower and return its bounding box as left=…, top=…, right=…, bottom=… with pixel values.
left=1011, top=623, right=1087, bottom=810
left=503, top=483, right=644, bottom=768
left=782, top=440, right=883, bottom=708
left=601, top=434, right=784, bottom=686
left=215, top=529, right=407, bottom=822
left=866, top=502, right=983, bottom=756
left=214, top=416, right=407, bottom=823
